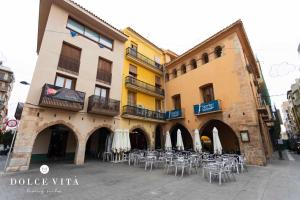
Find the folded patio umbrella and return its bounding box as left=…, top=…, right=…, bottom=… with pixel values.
left=123, top=129, right=131, bottom=152
left=194, top=129, right=202, bottom=152
left=111, top=129, right=122, bottom=153
left=165, top=131, right=172, bottom=151
left=213, top=127, right=222, bottom=154
left=105, top=134, right=113, bottom=152
left=176, top=129, right=184, bottom=150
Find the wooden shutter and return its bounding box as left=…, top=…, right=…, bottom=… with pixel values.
left=128, top=91, right=136, bottom=106
left=155, top=76, right=161, bottom=86
left=129, top=64, right=137, bottom=76
left=97, top=58, right=112, bottom=83
left=58, top=43, right=81, bottom=73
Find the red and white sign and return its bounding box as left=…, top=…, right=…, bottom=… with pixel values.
left=6, top=119, right=18, bottom=127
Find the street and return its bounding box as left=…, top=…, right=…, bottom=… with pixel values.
left=0, top=151, right=300, bottom=200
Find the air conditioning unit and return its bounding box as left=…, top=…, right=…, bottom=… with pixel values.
left=137, top=104, right=144, bottom=108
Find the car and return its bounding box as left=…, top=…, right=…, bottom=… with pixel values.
left=296, top=142, right=300, bottom=154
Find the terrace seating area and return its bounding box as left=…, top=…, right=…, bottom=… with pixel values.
left=106, top=149, right=247, bottom=185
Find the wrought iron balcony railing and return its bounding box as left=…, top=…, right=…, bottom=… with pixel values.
left=125, top=76, right=164, bottom=97
left=122, top=105, right=165, bottom=121
left=39, top=84, right=85, bottom=111
left=87, top=95, right=120, bottom=116
left=126, top=47, right=163, bottom=71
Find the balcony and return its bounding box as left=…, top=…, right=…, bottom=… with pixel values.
left=126, top=47, right=163, bottom=74
left=0, top=74, right=14, bottom=83
left=194, top=100, right=222, bottom=116
left=257, top=97, right=268, bottom=114
left=14, top=102, right=24, bottom=120
left=0, top=84, right=10, bottom=92
left=39, top=84, right=85, bottom=111
left=87, top=95, right=120, bottom=116
left=96, top=69, right=112, bottom=84
left=165, top=109, right=184, bottom=120
left=57, top=55, right=80, bottom=75
left=122, top=105, right=165, bottom=123
left=125, top=76, right=164, bottom=99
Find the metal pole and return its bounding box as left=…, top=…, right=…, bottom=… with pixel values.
left=4, top=128, right=17, bottom=171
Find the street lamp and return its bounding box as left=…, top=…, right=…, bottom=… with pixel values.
left=20, top=81, right=30, bottom=85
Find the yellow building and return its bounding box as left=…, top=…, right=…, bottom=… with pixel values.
left=120, top=28, right=172, bottom=150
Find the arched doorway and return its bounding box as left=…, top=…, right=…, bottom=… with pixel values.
left=200, top=120, right=240, bottom=154
left=155, top=125, right=163, bottom=149
left=130, top=128, right=148, bottom=150
left=170, top=124, right=193, bottom=150
left=31, top=124, right=78, bottom=164
left=85, top=127, right=112, bottom=161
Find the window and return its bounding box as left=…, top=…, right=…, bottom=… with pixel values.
left=129, top=64, right=137, bottom=77
left=154, top=56, right=161, bottom=67
left=127, top=91, right=136, bottom=106
left=172, top=94, right=181, bottom=109
left=181, top=64, right=186, bottom=74
left=215, top=46, right=222, bottom=58
left=172, top=68, right=177, bottom=78
left=201, top=84, right=214, bottom=103
left=97, top=58, right=112, bottom=84
left=58, top=42, right=81, bottom=74
left=66, top=18, right=113, bottom=50
left=190, top=59, right=197, bottom=69
left=165, top=73, right=169, bottom=82
left=155, top=76, right=161, bottom=88
left=131, top=43, right=138, bottom=57
left=202, top=53, right=209, bottom=64
left=95, top=86, right=109, bottom=99
left=54, top=74, right=76, bottom=90
left=155, top=99, right=162, bottom=111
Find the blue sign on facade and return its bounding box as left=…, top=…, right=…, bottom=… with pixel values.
left=194, top=100, right=221, bottom=115
left=166, top=109, right=182, bottom=120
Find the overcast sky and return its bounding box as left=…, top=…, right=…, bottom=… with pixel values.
left=0, top=0, right=299, bottom=120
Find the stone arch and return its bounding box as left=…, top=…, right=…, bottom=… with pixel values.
left=130, top=125, right=150, bottom=150
left=35, top=120, right=82, bottom=142
left=199, top=119, right=240, bottom=154
left=85, top=126, right=113, bottom=161
left=169, top=123, right=193, bottom=150
left=84, top=124, right=113, bottom=143
left=31, top=121, right=80, bottom=165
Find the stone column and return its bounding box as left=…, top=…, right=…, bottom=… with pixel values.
left=75, top=140, right=86, bottom=165
left=6, top=131, right=34, bottom=172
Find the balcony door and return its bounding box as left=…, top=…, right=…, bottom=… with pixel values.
left=172, top=94, right=181, bottom=110
left=127, top=91, right=136, bottom=106
left=95, top=86, right=109, bottom=101
left=201, top=84, right=214, bottom=103
left=97, top=58, right=112, bottom=84
left=54, top=74, right=76, bottom=90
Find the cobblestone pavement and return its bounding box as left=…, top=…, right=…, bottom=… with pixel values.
left=0, top=151, right=300, bottom=200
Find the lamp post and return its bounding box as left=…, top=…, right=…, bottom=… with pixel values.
left=4, top=81, right=30, bottom=171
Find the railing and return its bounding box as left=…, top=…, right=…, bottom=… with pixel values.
left=58, top=54, right=80, bottom=74
left=125, top=76, right=164, bottom=96
left=14, top=102, right=24, bottom=120
left=39, top=84, right=85, bottom=111
left=126, top=47, right=163, bottom=71
left=0, top=84, right=9, bottom=92
left=165, top=109, right=184, bottom=120
left=122, top=105, right=165, bottom=121
left=87, top=95, right=120, bottom=116
left=0, top=74, right=14, bottom=83
left=193, top=100, right=222, bottom=115
left=257, top=96, right=267, bottom=106
left=96, top=69, right=112, bottom=84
